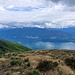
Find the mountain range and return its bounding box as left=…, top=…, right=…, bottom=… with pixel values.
left=0, top=27, right=75, bottom=49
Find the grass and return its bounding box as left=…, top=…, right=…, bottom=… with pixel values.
left=0, top=39, right=31, bottom=54
left=25, top=69, right=40, bottom=75
left=0, top=41, right=75, bottom=75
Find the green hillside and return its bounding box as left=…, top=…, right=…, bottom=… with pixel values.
left=0, top=39, right=31, bottom=54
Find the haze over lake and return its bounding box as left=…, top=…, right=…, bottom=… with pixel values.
left=25, top=42, right=75, bottom=50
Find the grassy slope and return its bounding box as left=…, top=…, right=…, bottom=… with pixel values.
left=0, top=50, right=75, bottom=75
left=0, top=39, right=31, bottom=54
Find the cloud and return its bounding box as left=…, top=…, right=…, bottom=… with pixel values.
left=0, top=24, right=9, bottom=28
left=0, top=0, right=45, bottom=7
left=46, top=0, right=60, bottom=4
left=0, top=0, right=75, bottom=28
left=5, top=6, right=46, bottom=11
left=46, top=0, right=75, bottom=6
left=61, top=0, right=75, bottom=6
left=0, top=6, right=6, bottom=11
left=25, top=42, right=75, bottom=50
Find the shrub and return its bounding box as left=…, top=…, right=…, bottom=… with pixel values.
left=53, top=62, right=59, bottom=68
left=24, top=58, right=29, bottom=62
left=10, top=60, right=21, bottom=66
left=36, top=60, right=58, bottom=72
left=58, top=71, right=63, bottom=75
left=12, top=53, right=17, bottom=56
left=25, top=69, right=40, bottom=75
left=10, top=57, right=14, bottom=60
left=27, top=62, right=30, bottom=67
left=6, top=73, right=10, bottom=75
left=65, top=58, right=75, bottom=70
left=19, top=54, right=25, bottom=57
left=0, top=62, right=2, bottom=66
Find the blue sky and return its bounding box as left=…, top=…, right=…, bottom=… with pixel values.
left=0, top=0, right=75, bottom=28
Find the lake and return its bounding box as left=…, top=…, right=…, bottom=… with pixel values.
left=24, top=42, right=75, bottom=50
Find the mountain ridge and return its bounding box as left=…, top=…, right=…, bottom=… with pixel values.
left=0, top=39, right=31, bottom=54
left=0, top=27, right=75, bottom=50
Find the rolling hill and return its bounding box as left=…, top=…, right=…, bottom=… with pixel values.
left=0, top=39, right=31, bottom=54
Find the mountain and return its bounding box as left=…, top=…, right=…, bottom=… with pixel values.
left=57, top=27, right=75, bottom=37
left=0, top=39, right=31, bottom=54
left=0, top=27, right=74, bottom=42
left=0, top=27, right=75, bottom=49
left=47, top=27, right=75, bottom=37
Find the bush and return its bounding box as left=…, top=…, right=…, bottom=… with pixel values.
left=27, top=62, right=30, bottom=67
left=65, top=58, right=75, bottom=70
left=24, top=58, right=29, bottom=62
left=25, top=69, right=40, bottom=75
left=53, top=62, right=59, bottom=68
left=36, top=60, right=58, bottom=72
left=10, top=60, right=21, bottom=66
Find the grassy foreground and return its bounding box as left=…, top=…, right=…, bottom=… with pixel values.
left=0, top=50, right=75, bottom=75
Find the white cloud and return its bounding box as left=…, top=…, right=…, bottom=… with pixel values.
left=0, top=6, right=5, bottom=11
left=0, top=24, right=9, bottom=28
left=0, top=0, right=45, bottom=7
left=26, top=42, right=75, bottom=50
left=7, top=5, right=15, bottom=9
left=0, top=0, right=75, bottom=28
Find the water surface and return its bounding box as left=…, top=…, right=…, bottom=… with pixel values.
left=25, top=42, right=75, bottom=50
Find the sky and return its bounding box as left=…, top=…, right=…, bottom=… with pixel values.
left=0, top=0, right=75, bottom=28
